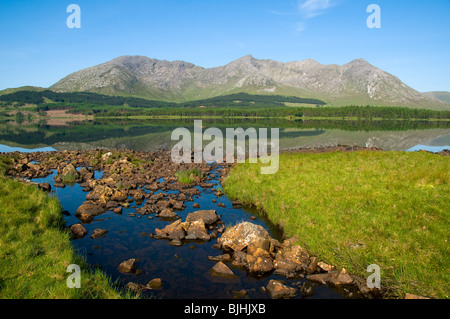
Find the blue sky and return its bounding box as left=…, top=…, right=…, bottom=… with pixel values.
left=0, top=0, right=449, bottom=92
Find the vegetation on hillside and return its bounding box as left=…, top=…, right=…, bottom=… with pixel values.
left=1, top=90, right=449, bottom=120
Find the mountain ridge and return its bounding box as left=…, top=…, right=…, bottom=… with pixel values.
left=45, top=55, right=449, bottom=110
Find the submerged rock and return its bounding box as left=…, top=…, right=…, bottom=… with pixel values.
left=147, top=278, right=163, bottom=289
left=118, top=258, right=137, bottom=273
left=91, top=228, right=108, bottom=239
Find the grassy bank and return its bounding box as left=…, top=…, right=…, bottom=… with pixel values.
left=222, top=151, right=449, bottom=298
left=0, top=157, right=127, bottom=298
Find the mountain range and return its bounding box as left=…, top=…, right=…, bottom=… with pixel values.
left=11, top=55, right=450, bottom=110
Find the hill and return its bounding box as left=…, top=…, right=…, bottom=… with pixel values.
left=50, top=55, right=449, bottom=110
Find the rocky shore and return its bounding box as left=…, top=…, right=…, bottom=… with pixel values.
left=3, top=146, right=436, bottom=299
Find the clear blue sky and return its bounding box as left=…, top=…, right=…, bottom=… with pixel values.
left=0, top=0, right=449, bottom=92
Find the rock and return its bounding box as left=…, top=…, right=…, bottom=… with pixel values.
left=159, top=208, right=178, bottom=219
left=169, top=239, right=183, bottom=246
left=182, top=188, right=200, bottom=197
left=300, top=281, right=315, bottom=298
left=169, top=199, right=184, bottom=210
left=193, top=203, right=200, bottom=208
left=231, top=251, right=248, bottom=268
left=209, top=262, right=237, bottom=278
left=306, top=273, right=332, bottom=285
left=69, top=224, right=87, bottom=239
left=126, top=282, right=146, bottom=293
left=113, top=207, right=123, bottom=214
left=78, top=167, right=91, bottom=178
left=273, top=259, right=302, bottom=278
left=61, top=163, right=79, bottom=182
left=146, top=183, right=159, bottom=192
left=157, top=200, right=171, bottom=210
left=154, top=219, right=186, bottom=240
left=208, top=254, right=232, bottom=262
left=147, top=278, right=163, bottom=289
left=274, top=245, right=309, bottom=274
left=185, top=220, right=210, bottom=241
left=102, top=152, right=113, bottom=159
left=118, top=258, right=137, bottom=273
left=106, top=201, right=119, bottom=209
left=75, top=201, right=105, bottom=223
left=91, top=228, right=108, bottom=239
left=217, top=222, right=271, bottom=254
left=266, top=280, right=298, bottom=299
left=233, top=289, right=248, bottom=299
left=217, top=202, right=226, bottom=208
left=247, top=254, right=274, bottom=275
left=307, top=257, right=319, bottom=274
left=86, top=185, right=127, bottom=205
left=336, top=268, right=353, bottom=285
left=317, top=261, right=335, bottom=272
left=132, top=191, right=145, bottom=204
left=186, top=210, right=219, bottom=225
left=38, top=183, right=51, bottom=192
left=307, top=269, right=353, bottom=286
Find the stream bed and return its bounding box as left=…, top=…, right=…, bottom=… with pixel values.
left=30, top=165, right=349, bottom=299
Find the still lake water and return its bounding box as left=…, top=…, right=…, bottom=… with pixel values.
left=0, top=118, right=449, bottom=152
left=1, top=118, right=449, bottom=298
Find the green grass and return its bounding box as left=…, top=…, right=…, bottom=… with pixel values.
left=223, top=151, right=449, bottom=298
left=60, top=171, right=79, bottom=184
left=175, top=168, right=204, bottom=184
left=0, top=157, right=130, bottom=299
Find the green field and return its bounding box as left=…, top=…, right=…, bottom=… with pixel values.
left=223, top=151, right=449, bottom=298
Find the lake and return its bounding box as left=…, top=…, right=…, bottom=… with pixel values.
left=0, top=118, right=449, bottom=152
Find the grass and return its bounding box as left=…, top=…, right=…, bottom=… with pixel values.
left=60, top=171, right=78, bottom=184
left=0, top=156, right=130, bottom=298
left=222, top=151, right=449, bottom=299
left=175, top=168, right=204, bottom=184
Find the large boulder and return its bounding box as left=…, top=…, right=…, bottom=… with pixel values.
left=217, top=222, right=271, bottom=254
left=186, top=210, right=219, bottom=225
